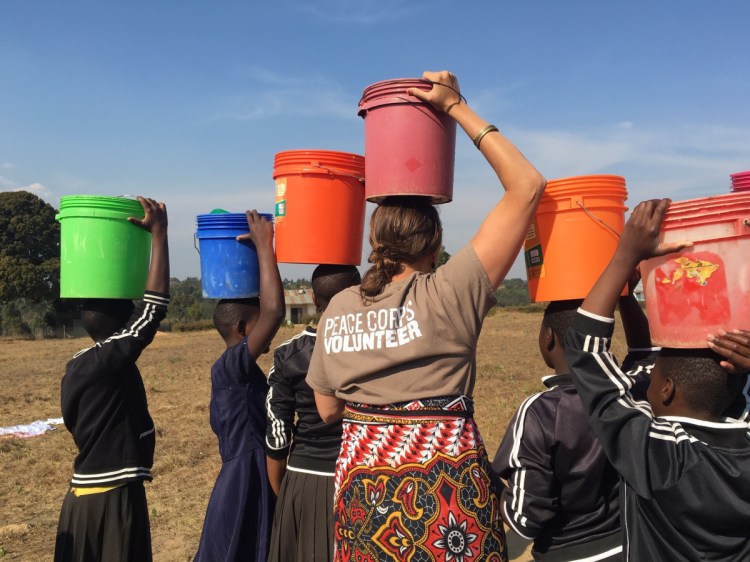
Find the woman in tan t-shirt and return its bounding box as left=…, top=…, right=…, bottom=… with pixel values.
left=307, top=71, right=546, bottom=562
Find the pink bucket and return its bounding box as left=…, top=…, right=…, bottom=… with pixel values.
left=358, top=78, right=456, bottom=204
left=730, top=170, right=750, bottom=192
left=641, top=192, right=750, bottom=347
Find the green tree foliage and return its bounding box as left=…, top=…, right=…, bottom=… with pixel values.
left=0, top=191, right=60, bottom=303
left=282, top=277, right=311, bottom=289
left=0, top=299, right=56, bottom=338
left=164, top=277, right=216, bottom=324
left=495, top=278, right=531, bottom=307
left=437, top=246, right=451, bottom=267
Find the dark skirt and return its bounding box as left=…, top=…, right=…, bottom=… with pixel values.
left=334, top=396, right=508, bottom=562
left=194, top=448, right=274, bottom=562
left=54, top=481, right=152, bottom=562
left=267, top=468, right=336, bottom=562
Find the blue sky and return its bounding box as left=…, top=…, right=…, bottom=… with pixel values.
left=2, top=1, right=749, bottom=280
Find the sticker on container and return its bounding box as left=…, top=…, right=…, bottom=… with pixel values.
left=525, top=243, right=545, bottom=279
left=526, top=222, right=537, bottom=242
left=275, top=199, right=286, bottom=219
left=654, top=252, right=729, bottom=326
left=276, top=179, right=287, bottom=198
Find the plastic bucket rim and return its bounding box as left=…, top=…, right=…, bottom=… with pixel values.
left=359, top=77, right=438, bottom=114
left=273, top=151, right=365, bottom=179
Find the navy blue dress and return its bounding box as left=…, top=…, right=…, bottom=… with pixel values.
left=195, top=338, right=273, bottom=562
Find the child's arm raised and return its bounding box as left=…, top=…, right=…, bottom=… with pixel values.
left=618, top=269, right=653, bottom=351
left=408, top=71, right=546, bottom=289
left=128, top=196, right=169, bottom=295
left=237, top=210, right=285, bottom=359
left=565, top=199, right=692, bottom=497
left=581, top=199, right=690, bottom=319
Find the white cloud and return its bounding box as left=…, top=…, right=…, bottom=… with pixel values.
left=1, top=162, right=13, bottom=170
left=206, top=69, right=356, bottom=122
left=0, top=178, right=54, bottom=202
left=507, top=122, right=750, bottom=202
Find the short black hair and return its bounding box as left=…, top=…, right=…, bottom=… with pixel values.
left=80, top=299, right=134, bottom=342
left=312, top=265, right=361, bottom=311
left=213, top=298, right=260, bottom=343
left=658, top=348, right=741, bottom=418
left=542, top=299, right=583, bottom=342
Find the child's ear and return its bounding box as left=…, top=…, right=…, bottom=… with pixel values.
left=545, top=326, right=555, bottom=351
left=661, top=377, right=676, bottom=406
left=235, top=319, right=246, bottom=337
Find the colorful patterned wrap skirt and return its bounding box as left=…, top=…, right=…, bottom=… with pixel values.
left=334, top=396, right=507, bottom=562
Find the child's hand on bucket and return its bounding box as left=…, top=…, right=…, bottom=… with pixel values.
left=238, top=210, right=274, bottom=249
left=708, top=329, right=750, bottom=374
left=407, top=70, right=462, bottom=114
left=128, top=196, right=168, bottom=236
left=616, top=199, right=692, bottom=264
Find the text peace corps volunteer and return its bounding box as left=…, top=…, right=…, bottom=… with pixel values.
left=322, top=301, right=422, bottom=353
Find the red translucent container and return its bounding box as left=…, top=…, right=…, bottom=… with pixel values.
left=641, top=192, right=750, bottom=347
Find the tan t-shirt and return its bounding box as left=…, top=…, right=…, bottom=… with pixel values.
left=306, top=244, right=497, bottom=405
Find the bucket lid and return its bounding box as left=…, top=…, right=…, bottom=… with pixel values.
left=273, top=149, right=365, bottom=180
left=666, top=192, right=750, bottom=211
left=196, top=212, right=272, bottom=229
left=358, top=78, right=434, bottom=115
left=547, top=174, right=626, bottom=189
left=56, top=195, right=145, bottom=220
left=662, top=193, right=750, bottom=229
left=543, top=175, right=627, bottom=201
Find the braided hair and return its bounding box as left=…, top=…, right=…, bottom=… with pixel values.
left=360, top=196, right=442, bottom=302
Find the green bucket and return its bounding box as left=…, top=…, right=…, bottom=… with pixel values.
left=56, top=195, right=151, bottom=299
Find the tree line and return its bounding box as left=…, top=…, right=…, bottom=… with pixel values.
left=0, top=191, right=530, bottom=338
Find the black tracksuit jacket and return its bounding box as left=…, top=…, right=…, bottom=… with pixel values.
left=265, top=327, right=342, bottom=474
left=60, top=292, right=169, bottom=488
left=566, top=309, right=750, bottom=561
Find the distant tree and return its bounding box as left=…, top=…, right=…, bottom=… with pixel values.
left=283, top=278, right=311, bottom=289
left=437, top=246, right=451, bottom=267
left=0, top=191, right=60, bottom=303
left=165, top=277, right=215, bottom=323
left=495, top=278, right=531, bottom=307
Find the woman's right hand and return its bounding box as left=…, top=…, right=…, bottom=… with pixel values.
left=407, top=71, right=462, bottom=114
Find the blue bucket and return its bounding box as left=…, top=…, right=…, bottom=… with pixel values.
left=195, top=212, right=273, bottom=299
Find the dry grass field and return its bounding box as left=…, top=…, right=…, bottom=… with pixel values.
left=0, top=310, right=628, bottom=561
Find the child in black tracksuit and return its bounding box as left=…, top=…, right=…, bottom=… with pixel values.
left=55, top=197, right=169, bottom=562
left=493, top=294, right=656, bottom=562
left=265, top=264, right=361, bottom=562
left=565, top=198, right=750, bottom=561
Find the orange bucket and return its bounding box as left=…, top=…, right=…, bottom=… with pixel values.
left=525, top=175, right=628, bottom=302
left=273, top=150, right=365, bottom=265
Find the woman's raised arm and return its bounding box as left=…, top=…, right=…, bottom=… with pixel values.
left=409, top=71, right=546, bottom=289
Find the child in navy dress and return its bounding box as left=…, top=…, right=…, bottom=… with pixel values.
left=194, top=210, right=285, bottom=562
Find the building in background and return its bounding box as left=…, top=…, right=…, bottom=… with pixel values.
left=284, top=289, right=316, bottom=325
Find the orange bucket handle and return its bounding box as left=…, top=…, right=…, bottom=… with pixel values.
left=576, top=200, right=622, bottom=238
left=311, top=162, right=365, bottom=185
